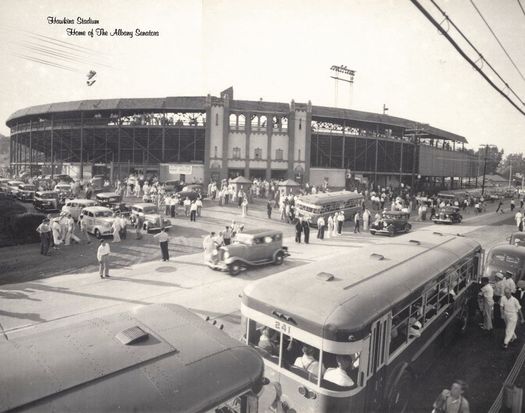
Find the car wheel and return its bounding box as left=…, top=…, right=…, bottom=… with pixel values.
left=94, top=229, right=101, bottom=239
left=143, top=223, right=149, bottom=232
left=228, top=261, right=242, bottom=276
left=370, top=230, right=376, bottom=235
left=274, top=251, right=284, bottom=265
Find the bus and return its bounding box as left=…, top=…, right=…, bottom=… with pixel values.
left=241, top=231, right=482, bottom=412
left=0, top=304, right=267, bottom=413
left=294, top=191, right=364, bottom=225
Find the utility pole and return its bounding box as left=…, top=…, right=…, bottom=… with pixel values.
left=330, top=65, right=356, bottom=108
left=479, top=144, right=496, bottom=197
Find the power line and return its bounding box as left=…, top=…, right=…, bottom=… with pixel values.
left=469, top=0, right=525, bottom=82
left=429, top=0, right=525, bottom=106
left=410, top=0, right=525, bottom=116
left=517, top=0, right=525, bottom=17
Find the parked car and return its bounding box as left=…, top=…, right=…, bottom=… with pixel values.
left=177, top=184, right=204, bottom=204
left=6, top=180, right=24, bottom=198
left=432, top=206, right=462, bottom=224
left=484, top=244, right=525, bottom=292
left=509, top=232, right=525, bottom=247
left=80, top=206, right=116, bottom=238
left=207, top=229, right=289, bottom=276
left=129, top=203, right=171, bottom=232
left=0, top=178, right=11, bottom=192
left=95, top=192, right=130, bottom=216
left=370, top=211, right=412, bottom=236
left=164, top=180, right=184, bottom=194
left=16, top=184, right=37, bottom=202
left=62, top=199, right=99, bottom=220
left=54, top=183, right=72, bottom=198
left=33, top=191, right=60, bottom=212
left=54, top=174, right=74, bottom=184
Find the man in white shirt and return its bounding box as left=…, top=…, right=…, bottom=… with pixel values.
left=97, top=239, right=111, bottom=278
left=479, top=277, right=494, bottom=331
left=515, top=210, right=523, bottom=231
left=503, top=272, right=517, bottom=296
left=196, top=198, right=203, bottom=217
left=323, top=355, right=355, bottom=387
left=183, top=197, right=191, bottom=216
left=294, top=345, right=325, bottom=378
left=153, top=228, right=170, bottom=261
left=317, top=216, right=326, bottom=239
left=500, top=287, right=525, bottom=348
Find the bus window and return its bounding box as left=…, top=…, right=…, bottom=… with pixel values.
left=408, top=298, right=424, bottom=339
left=283, top=338, right=323, bottom=384
left=321, top=352, right=360, bottom=391
left=390, top=307, right=409, bottom=354
left=247, top=320, right=279, bottom=364
left=437, top=275, right=452, bottom=309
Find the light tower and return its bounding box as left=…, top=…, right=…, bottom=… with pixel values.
left=330, top=65, right=356, bottom=108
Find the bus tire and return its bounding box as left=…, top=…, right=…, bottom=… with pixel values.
left=385, top=363, right=413, bottom=412
left=228, top=261, right=242, bottom=276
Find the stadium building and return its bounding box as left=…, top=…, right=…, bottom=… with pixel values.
left=7, top=87, right=478, bottom=190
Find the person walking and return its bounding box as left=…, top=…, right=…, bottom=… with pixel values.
left=119, top=214, right=127, bottom=240
left=164, top=195, right=171, bottom=216
left=337, top=211, right=345, bottom=235
left=135, top=214, right=144, bottom=240
left=515, top=210, right=523, bottom=232
left=432, top=380, right=470, bottom=413
left=362, top=208, right=370, bottom=231
left=203, top=231, right=218, bottom=263
left=63, top=214, right=74, bottom=246
left=267, top=200, right=273, bottom=219
left=51, top=217, right=62, bottom=248
left=295, top=218, right=303, bottom=243
left=479, top=277, right=494, bottom=331
left=353, top=212, right=361, bottom=233
left=111, top=215, right=121, bottom=243
left=500, top=287, right=525, bottom=349
left=223, top=226, right=232, bottom=245
left=97, top=239, right=111, bottom=278
left=317, top=216, right=326, bottom=239
left=493, top=272, right=505, bottom=326
left=241, top=197, right=248, bottom=217
left=511, top=199, right=516, bottom=212
left=326, top=215, right=334, bottom=239
left=190, top=201, right=198, bottom=221
left=79, top=215, right=91, bottom=244
left=154, top=228, right=170, bottom=262
left=170, top=196, right=177, bottom=217
left=496, top=200, right=504, bottom=214
left=196, top=197, right=203, bottom=217
left=302, top=218, right=310, bottom=244
left=183, top=197, right=191, bottom=216
left=36, top=218, right=52, bottom=256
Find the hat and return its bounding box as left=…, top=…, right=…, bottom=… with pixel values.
left=495, top=272, right=504, bottom=280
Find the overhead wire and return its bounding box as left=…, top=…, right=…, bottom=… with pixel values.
left=469, top=0, right=525, bottom=82
left=518, top=0, right=525, bottom=17
left=410, top=0, right=525, bottom=116
left=429, top=0, right=525, bottom=106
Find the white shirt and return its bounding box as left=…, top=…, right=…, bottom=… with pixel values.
left=504, top=278, right=517, bottom=294
left=154, top=231, right=169, bottom=243
left=294, top=355, right=325, bottom=376
left=501, top=295, right=521, bottom=315
left=481, top=284, right=494, bottom=304
left=97, top=243, right=110, bottom=261
left=196, top=199, right=203, bottom=207
left=323, top=367, right=354, bottom=387
left=317, top=217, right=325, bottom=227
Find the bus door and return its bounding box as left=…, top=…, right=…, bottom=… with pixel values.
left=364, top=314, right=389, bottom=409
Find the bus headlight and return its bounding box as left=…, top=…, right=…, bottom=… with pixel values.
left=224, top=251, right=230, bottom=259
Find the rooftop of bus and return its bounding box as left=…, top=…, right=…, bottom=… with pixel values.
left=243, top=231, right=481, bottom=341
left=296, top=190, right=363, bottom=205
left=0, top=304, right=264, bottom=413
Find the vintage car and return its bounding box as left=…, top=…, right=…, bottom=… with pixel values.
left=62, top=199, right=99, bottom=220
left=484, top=244, right=525, bottom=292
left=432, top=206, right=462, bottom=224
left=33, top=191, right=60, bottom=212
left=54, top=174, right=74, bottom=184
left=509, top=232, right=525, bottom=247
left=80, top=206, right=116, bottom=238
left=370, top=211, right=412, bottom=236
left=54, top=183, right=73, bottom=198
left=129, top=203, right=171, bottom=232
left=95, top=192, right=130, bottom=215
left=164, top=180, right=184, bottom=194
left=177, top=184, right=205, bottom=204
left=6, top=180, right=24, bottom=198
left=16, top=184, right=37, bottom=202
left=207, top=229, right=289, bottom=276
left=0, top=178, right=11, bottom=192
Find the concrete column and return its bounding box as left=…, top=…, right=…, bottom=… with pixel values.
left=203, top=96, right=212, bottom=185
left=287, top=110, right=295, bottom=180
left=304, top=101, right=312, bottom=184
left=245, top=112, right=251, bottom=178
left=221, top=101, right=230, bottom=180
left=266, top=114, right=272, bottom=181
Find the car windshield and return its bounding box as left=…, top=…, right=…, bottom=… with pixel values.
left=21, top=185, right=36, bottom=190
left=489, top=253, right=522, bottom=268
left=234, top=233, right=254, bottom=245
left=57, top=185, right=70, bottom=190
left=95, top=210, right=113, bottom=218
left=142, top=206, right=158, bottom=214
left=40, top=193, right=57, bottom=199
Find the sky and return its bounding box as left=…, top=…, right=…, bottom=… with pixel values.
left=0, top=0, right=524, bottom=154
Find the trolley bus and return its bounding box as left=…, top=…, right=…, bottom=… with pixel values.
left=241, top=231, right=482, bottom=412
left=294, top=191, right=364, bottom=225
left=0, top=304, right=267, bottom=413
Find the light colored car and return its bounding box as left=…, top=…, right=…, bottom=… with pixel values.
left=6, top=180, right=24, bottom=197
left=130, top=203, right=171, bottom=232
left=80, top=206, right=115, bottom=238
left=62, top=199, right=99, bottom=220
left=54, top=183, right=72, bottom=197
left=16, top=184, right=37, bottom=202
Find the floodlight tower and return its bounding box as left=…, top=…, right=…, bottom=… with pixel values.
left=330, top=65, right=356, bottom=108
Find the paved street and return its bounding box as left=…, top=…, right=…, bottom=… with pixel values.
left=0, top=199, right=522, bottom=411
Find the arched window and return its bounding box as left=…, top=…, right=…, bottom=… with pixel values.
left=273, top=116, right=281, bottom=130
left=281, top=116, right=288, bottom=131
left=229, top=114, right=238, bottom=128
left=251, top=114, right=259, bottom=130
left=254, top=148, right=262, bottom=159
left=238, top=114, right=246, bottom=130
left=260, top=115, right=267, bottom=129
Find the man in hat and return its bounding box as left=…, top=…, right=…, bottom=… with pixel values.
left=500, top=287, right=525, bottom=349
left=153, top=228, right=170, bottom=262
left=97, top=239, right=111, bottom=278
left=503, top=271, right=518, bottom=298
left=36, top=218, right=52, bottom=256
left=479, top=277, right=494, bottom=331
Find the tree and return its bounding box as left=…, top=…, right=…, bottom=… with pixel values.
left=473, top=146, right=503, bottom=176
left=498, top=153, right=525, bottom=185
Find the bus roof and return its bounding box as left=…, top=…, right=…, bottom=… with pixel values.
left=243, top=232, right=480, bottom=341
left=296, top=190, right=363, bottom=206
left=0, top=304, right=263, bottom=413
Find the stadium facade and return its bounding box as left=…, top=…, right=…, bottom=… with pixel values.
left=6, top=87, right=479, bottom=190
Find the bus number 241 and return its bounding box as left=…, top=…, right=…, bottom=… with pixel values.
left=274, top=321, right=292, bottom=335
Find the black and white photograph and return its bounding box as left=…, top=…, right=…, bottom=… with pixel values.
left=0, top=0, right=525, bottom=411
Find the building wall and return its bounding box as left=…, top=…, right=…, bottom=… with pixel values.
left=272, top=134, right=289, bottom=160
left=418, top=146, right=476, bottom=177
left=250, top=132, right=268, bottom=160
left=309, top=167, right=345, bottom=187
left=228, top=131, right=246, bottom=159
left=209, top=105, right=224, bottom=160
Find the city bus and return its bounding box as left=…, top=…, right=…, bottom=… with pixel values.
left=0, top=304, right=267, bottom=413
left=241, top=231, right=482, bottom=412
left=294, top=190, right=364, bottom=225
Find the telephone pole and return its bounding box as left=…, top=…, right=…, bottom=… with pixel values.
left=479, top=144, right=496, bottom=197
